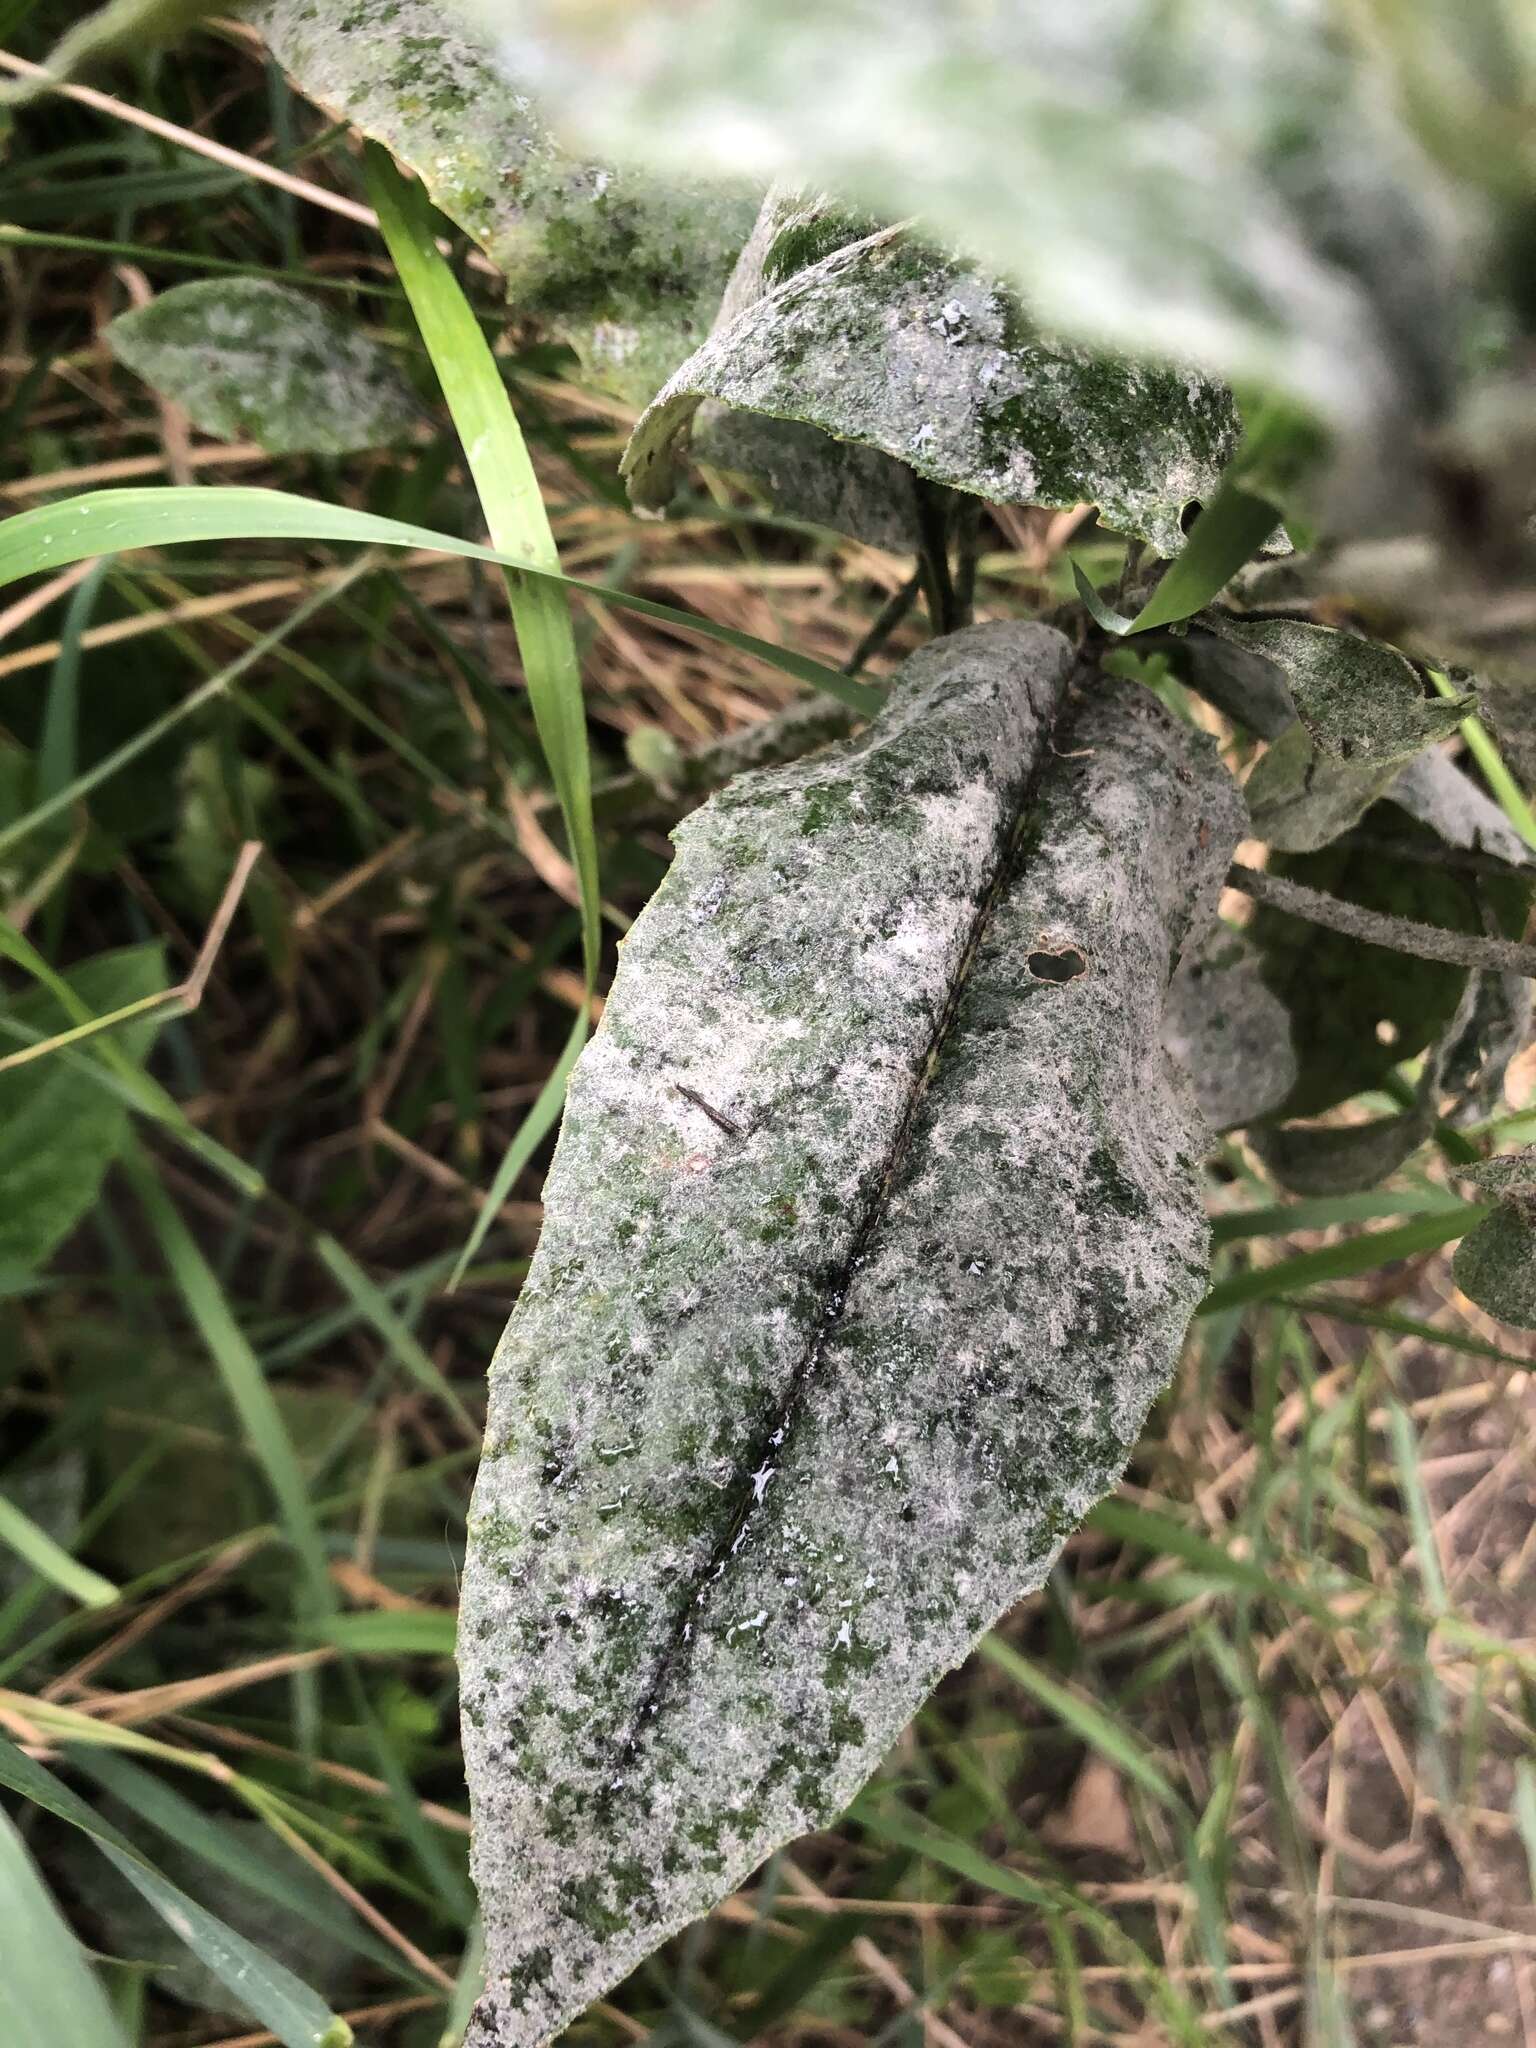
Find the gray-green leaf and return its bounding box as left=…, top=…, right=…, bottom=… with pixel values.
left=0, top=945, right=167, bottom=1278
left=461, top=625, right=1244, bottom=2045
left=1162, top=928, right=1297, bottom=1133
left=1452, top=1153, right=1536, bottom=1330
left=624, top=223, right=1237, bottom=554
left=1232, top=620, right=1470, bottom=854
left=259, top=0, right=759, bottom=407
left=471, top=0, right=1469, bottom=450
left=107, top=280, right=419, bottom=456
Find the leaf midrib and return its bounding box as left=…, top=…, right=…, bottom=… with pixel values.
left=610, top=672, right=1080, bottom=1769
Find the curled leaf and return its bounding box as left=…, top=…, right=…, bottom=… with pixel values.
left=1219, top=619, right=1466, bottom=764
left=461, top=625, right=1244, bottom=2044
left=107, top=281, right=419, bottom=456
left=623, top=226, right=1238, bottom=554
left=1232, top=619, right=1470, bottom=853
left=258, top=0, right=758, bottom=406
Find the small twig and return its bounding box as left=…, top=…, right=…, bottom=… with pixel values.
left=1227, top=860, right=1536, bottom=976
left=675, top=1083, right=744, bottom=1138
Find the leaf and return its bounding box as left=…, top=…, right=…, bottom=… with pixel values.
left=0, top=943, right=167, bottom=1276
left=1250, top=803, right=1532, bottom=1119
left=0, top=1479, right=115, bottom=1611
left=470, top=0, right=1469, bottom=449
left=624, top=220, right=1238, bottom=555
left=0, top=1733, right=353, bottom=2048
left=107, top=280, right=420, bottom=456
left=1452, top=1148, right=1536, bottom=1330
left=693, top=406, right=924, bottom=554
left=0, top=485, right=881, bottom=714
left=1221, top=619, right=1466, bottom=764
left=6, top=0, right=219, bottom=97
left=680, top=188, right=925, bottom=551
left=1386, top=742, right=1535, bottom=868
left=1155, top=624, right=1296, bottom=740
left=258, top=0, right=760, bottom=407
left=1232, top=621, right=1471, bottom=854
left=1199, top=1206, right=1489, bottom=1314
left=1251, top=967, right=1488, bottom=1197
left=0, top=1806, right=128, bottom=2048
left=460, top=623, right=1244, bottom=2045
left=1161, top=926, right=1297, bottom=1133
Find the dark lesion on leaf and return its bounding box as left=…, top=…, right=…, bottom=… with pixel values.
left=1026, top=944, right=1089, bottom=983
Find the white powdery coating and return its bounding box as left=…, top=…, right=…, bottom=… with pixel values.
left=461, top=636, right=1244, bottom=2047
left=258, top=0, right=758, bottom=406
left=1163, top=930, right=1300, bottom=1132
left=106, top=280, right=418, bottom=457
left=624, top=233, right=1237, bottom=555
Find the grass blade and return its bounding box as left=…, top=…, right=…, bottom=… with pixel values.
left=0, top=1733, right=353, bottom=2048
left=0, top=1804, right=128, bottom=2048
left=365, top=146, right=602, bottom=984
left=0, top=1485, right=116, bottom=1609
left=979, top=1633, right=1188, bottom=1820
left=1198, top=1206, right=1488, bottom=1313
left=0, top=485, right=882, bottom=713
left=126, top=1153, right=332, bottom=1614
left=449, top=1007, right=587, bottom=1288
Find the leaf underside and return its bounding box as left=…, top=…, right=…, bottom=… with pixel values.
left=460, top=623, right=1244, bottom=2045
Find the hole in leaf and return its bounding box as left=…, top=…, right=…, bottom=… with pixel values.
left=1375, top=1018, right=1399, bottom=1046
left=1027, top=946, right=1088, bottom=984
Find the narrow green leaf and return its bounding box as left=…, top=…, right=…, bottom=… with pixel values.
left=1385, top=1398, right=1449, bottom=1616
left=979, top=1634, right=1189, bottom=1819
left=0, top=1487, right=116, bottom=1610
left=1198, top=1206, right=1489, bottom=1313
left=126, top=1155, right=333, bottom=1615
left=72, top=1751, right=411, bottom=1983
left=0, top=1806, right=128, bottom=2048
left=0, top=484, right=880, bottom=713
left=1127, top=478, right=1279, bottom=633
left=366, top=145, right=602, bottom=984
left=0, top=1733, right=352, bottom=2048
left=450, top=1007, right=586, bottom=1288
left=1083, top=1497, right=1335, bottom=1624
left=308, top=1609, right=456, bottom=1656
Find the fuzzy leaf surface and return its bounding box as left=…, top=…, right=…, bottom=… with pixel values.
left=625, top=225, right=1237, bottom=554
left=108, top=281, right=419, bottom=456
left=471, top=0, right=1471, bottom=451
left=461, top=624, right=1244, bottom=2044
left=259, top=0, right=759, bottom=406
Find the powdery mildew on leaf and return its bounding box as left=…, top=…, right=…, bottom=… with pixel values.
left=258, top=0, right=758, bottom=406
left=1453, top=1151, right=1536, bottom=1330
left=473, top=0, right=1469, bottom=448
left=107, top=281, right=418, bottom=456
left=1163, top=929, right=1297, bottom=1133
left=685, top=188, right=925, bottom=551
left=460, top=623, right=1245, bottom=2045
left=624, top=231, right=1237, bottom=555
